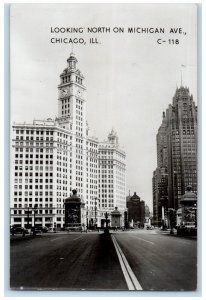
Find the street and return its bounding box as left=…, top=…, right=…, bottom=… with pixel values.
left=114, top=230, right=197, bottom=291
left=10, top=229, right=197, bottom=291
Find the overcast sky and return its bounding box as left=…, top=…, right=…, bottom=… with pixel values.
left=10, top=3, right=197, bottom=211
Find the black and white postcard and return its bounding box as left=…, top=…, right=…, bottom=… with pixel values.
left=9, top=3, right=198, bottom=292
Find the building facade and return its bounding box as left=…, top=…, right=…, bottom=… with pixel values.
left=10, top=119, right=70, bottom=228
left=127, top=192, right=145, bottom=228
left=10, top=53, right=127, bottom=229
left=57, top=52, right=87, bottom=201
left=98, top=129, right=126, bottom=224
left=152, top=167, right=168, bottom=227
left=167, top=87, right=197, bottom=209
left=152, top=86, right=197, bottom=226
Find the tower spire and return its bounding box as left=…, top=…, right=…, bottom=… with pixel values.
left=67, top=51, right=78, bottom=69
left=181, top=70, right=182, bottom=87
left=180, top=64, right=186, bottom=87
left=71, top=43, right=74, bottom=56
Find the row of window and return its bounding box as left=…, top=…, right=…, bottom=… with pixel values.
left=15, top=172, right=53, bottom=177
left=14, top=198, right=53, bottom=203
left=16, top=130, right=54, bottom=135
left=12, top=217, right=63, bottom=222
left=14, top=191, right=53, bottom=196
left=15, top=160, right=53, bottom=165
left=62, top=110, right=70, bottom=115
left=100, top=165, right=114, bottom=169
left=14, top=185, right=53, bottom=189
left=15, top=154, right=53, bottom=159
left=15, top=148, right=53, bottom=153
left=14, top=179, right=53, bottom=183
left=16, top=137, right=54, bottom=142
left=57, top=132, right=68, bottom=138
left=14, top=204, right=54, bottom=208
left=12, top=209, right=56, bottom=215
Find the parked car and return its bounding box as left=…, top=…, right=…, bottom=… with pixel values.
left=13, top=227, right=29, bottom=234
left=48, top=227, right=57, bottom=232
left=146, top=225, right=153, bottom=230
left=35, top=228, right=42, bottom=233
left=31, top=227, right=42, bottom=235
left=37, top=226, right=48, bottom=233
left=65, top=226, right=81, bottom=232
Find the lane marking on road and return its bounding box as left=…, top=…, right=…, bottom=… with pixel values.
left=131, top=236, right=154, bottom=245
left=50, top=235, right=83, bottom=242
left=50, top=237, right=62, bottom=242
left=111, top=235, right=143, bottom=291
left=73, top=235, right=83, bottom=241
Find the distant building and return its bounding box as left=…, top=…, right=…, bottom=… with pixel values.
left=144, top=204, right=151, bottom=226
left=145, top=204, right=150, bottom=218
left=98, top=130, right=126, bottom=226
left=127, top=192, right=145, bottom=228
left=153, top=86, right=197, bottom=226
left=152, top=167, right=168, bottom=227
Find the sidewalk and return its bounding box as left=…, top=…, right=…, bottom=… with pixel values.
left=10, top=233, right=44, bottom=241
left=158, top=229, right=197, bottom=239
left=10, top=230, right=105, bottom=241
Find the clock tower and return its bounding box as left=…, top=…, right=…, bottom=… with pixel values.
left=58, top=52, right=86, bottom=128
left=57, top=53, right=87, bottom=200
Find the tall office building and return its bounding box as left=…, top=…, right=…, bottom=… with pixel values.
left=167, top=87, right=197, bottom=209
left=153, top=86, right=197, bottom=225
left=10, top=119, right=71, bottom=228
left=98, top=130, right=126, bottom=217
left=85, top=127, right=99, bottom=226
left=152, top=167, right=168, bottom=226
left=153, top=112, right=168, bottom=226
left=10, top=53, right=127, bottom=229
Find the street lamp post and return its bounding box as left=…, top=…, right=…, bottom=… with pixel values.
left=160, top=196, right=168, bottom=229
left=94, top=197, right=99, bottom=230
left=161, top=204, right=165, bottom=229
left=33, top=204, right=38, bottom=236
left=168, top=208, right=175, bottom=234
left=194, top=203, right=197, bottom=228
left=104, top=212, right=109, bottom=234
left=86, top=208, right=88, bottom=231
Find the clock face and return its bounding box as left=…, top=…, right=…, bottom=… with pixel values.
left=77, top=89, right=83, bottom=97
left=61, top=87, right=70, bottom=97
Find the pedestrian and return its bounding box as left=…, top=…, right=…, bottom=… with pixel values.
left=32, top=227, right=36, bottom=236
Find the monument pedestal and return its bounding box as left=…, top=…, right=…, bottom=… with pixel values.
left=64, top=189, right=85, bottom=231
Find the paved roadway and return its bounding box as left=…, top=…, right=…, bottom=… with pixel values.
left=114, top=230, right=197, bottom=291
left=10, top=232, right=127, bottom=290
left=10, top=229, right=197, bottom=291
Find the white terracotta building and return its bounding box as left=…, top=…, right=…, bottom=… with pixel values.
left=10, top=53, right=127, bottom=229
